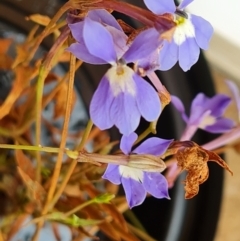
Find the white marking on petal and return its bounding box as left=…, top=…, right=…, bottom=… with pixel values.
left=106, top=65, right=136, bottom=97
left=119, top=166, right=144, bottom=182
left=198, top=110, right=216, bottom=129
left=173, top=15, right=195, bottom=45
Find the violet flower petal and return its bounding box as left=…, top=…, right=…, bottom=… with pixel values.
left=159, top=40, right=178, bottom=71
left=68, top=21, right=84, bottom=42
left=110, top=92, right=141, bottom=135
left=102, top=164, right=121, bottom=185
left=90, top=75, right=114, bottom=130
left=122, top=177, right=146, bottom=208
left=178, top=0, right=194, bottom=9
left=178, top=37, right=200, bottom=71
left=120, top=133, right=138, bottom=155
left=87, top=9, right=122, bottom=31
left=143, top=172, right=170, bottom=199
left=204, top=118, right=235, bottom=133
left=171, top=95, right=188, bottom=122
left=133, top=137, right=173, bottom=156
left=143, top=0, right=176, bottom=14
left=123, top=28, right=160, bottom=63
left=190, top=14, right=213, bottom=50
left=67, top=43, right=107, bottom=64
left=207, top=94, right=231, bottom=117
left=134, top=74, right=161, bottom=121
left=226, top=80, right=240, bottom=115
left=106, top=25, right=128, bottom=58
left=83, top=18, right=117, bottom=64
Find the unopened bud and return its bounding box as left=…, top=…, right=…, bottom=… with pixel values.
left=127, top=154, right=166, bottom=172
left=77, top=151, right=166, bottom=172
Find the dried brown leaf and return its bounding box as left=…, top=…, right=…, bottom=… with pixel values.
left=112, top=222, right=141, bottom=241
left=84, top=183, right=128, bottom=232
left=15, top=149, right=36, bottom=180
left=11, top=45, right=29, bottom=68
left=85, top=205, right=121, bottom=241
left=0, top=66, right=38, bottom=119
left=26, top=14, right=51, bottom=26
left=53, top=82, right=76, bottom=119
left=17, top=167, right=46, bottom=208
left=176, top=143, right=233, bottom=199
left=0, top=38, right=12, bottom=54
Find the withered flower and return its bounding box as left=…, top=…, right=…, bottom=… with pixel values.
left=175, top=141, right=233, bottom=199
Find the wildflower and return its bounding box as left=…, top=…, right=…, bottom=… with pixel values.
left=171, top=93, right=235, bottom=133
left=102, top=133, right=172, bottom=208
left=143, top=0, right=214, bottom=71
left=225, top=80, right=240, bottom=121
left=68, top=17, right=161, bottom=135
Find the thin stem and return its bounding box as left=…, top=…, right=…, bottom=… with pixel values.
left=48, top=120, right=93, bottom=210
left=65, top=199, right=95, bottom=217
left=42, top=53, right=76, bottom=214
left=35, top=27, right=69, bottom=183
left=202, top=126, right=240, bottom=150
left=26, top=1, right=71, bottom=63
left=0, top=144, right=60, bottom=153
left=135, top=123, right=155, bottom=145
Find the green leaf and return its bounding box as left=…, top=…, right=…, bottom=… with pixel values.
left=94, top=193, right=115, bottom=203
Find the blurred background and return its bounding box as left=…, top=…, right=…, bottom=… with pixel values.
left=0, top=0, right=240, bottom=240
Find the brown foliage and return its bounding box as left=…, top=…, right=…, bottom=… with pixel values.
left=176, top=142, right=233, bottom=199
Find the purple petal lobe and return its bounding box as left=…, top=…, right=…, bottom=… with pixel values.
left=120, top=133, right=138, bottom=155
left=110, top=92, right=140, bottom=135
left=143, top=0, right=176, bottom=14
left=87, top=9, right=122, bottom=31
left=204, top=118, right=235, bottom=133
left=90, top=75, right=114, bottom=130
left=68, top=22, right=84, bottom=42
left=122, top=177, right=146, bottom=208
left=123, top=28, right=160, bottom=63
left=143, top=172, right=170, bottom=199
left=134, top=74, right=161, bottom=121
left=226, top=80, right=240, bottom=114
left=179, top=37, right=200, bottom=71
left=133, top=137, right=173, bottom=156
left=102, top=164, right=121, bottom=185
left=106, top=26, right=128, bottom=58
left=171, top=95, right=188, bottom=122
left=83, top=18, right=117, bottom=64
left=190, top=14, right=213, bottom=50
left=178, top=0, right=194, bottom=9
left=159, top=40, right=178, bottom=71
left=206, top=94, right=231, bottom=117
left=67, top=43, right=107, bottom=64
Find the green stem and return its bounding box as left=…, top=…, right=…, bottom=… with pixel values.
left=48, top=120, right=93, bottom=210
left=65, top=199, right=95, bottom=217
left=135, top=123, right=155, bottom=145
left=42, top=53, right=76, bottom=214
left=0, top=144, right=60, bottom=153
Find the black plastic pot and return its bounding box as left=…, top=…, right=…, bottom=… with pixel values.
left=0, top=1, right=223, bottom=241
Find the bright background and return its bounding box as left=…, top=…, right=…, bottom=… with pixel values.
left=188, top=0, right=240, bottom=48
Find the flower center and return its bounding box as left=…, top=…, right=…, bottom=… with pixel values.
left=106, top=63, right=136, bottom=97
left=173, top=14, right=195, bottom=45
left=198, top=111, right=216, bottom=129
left=119, top=166, right=144, bottom=182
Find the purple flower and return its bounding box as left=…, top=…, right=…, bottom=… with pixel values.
left=68, top=15, right=161, bottom=135
left=144, top=0, right=214, bottom=71
left=226, top=80, right=240, bottom=121
left=103, top=133, right=172, bottom=208
left=171, top=93, right=235, bottom=133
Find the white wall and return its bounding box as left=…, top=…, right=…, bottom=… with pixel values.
left=187, top=0, right=240, bottom=48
